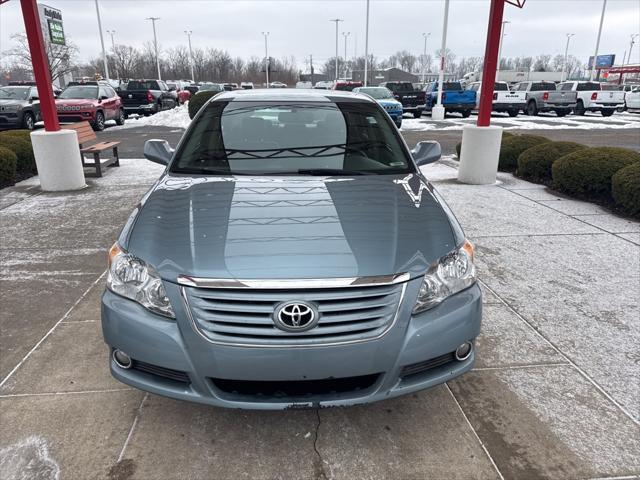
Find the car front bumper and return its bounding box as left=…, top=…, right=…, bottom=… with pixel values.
left=0, top=113, right=22, bottom=128
left=124, top=104, right=157, bottom=113
left=102, top=278, right=482, bottom=409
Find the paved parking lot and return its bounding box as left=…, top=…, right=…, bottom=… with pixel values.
left=1, top=131, right=639, bottom=479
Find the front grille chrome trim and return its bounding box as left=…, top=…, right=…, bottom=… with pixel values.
left=177, top=272, right=410, bottom=289
left=180, top=282, right=407, bottom=348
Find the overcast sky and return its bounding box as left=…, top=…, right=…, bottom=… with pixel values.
left=1, top=0, right=639, bottom=69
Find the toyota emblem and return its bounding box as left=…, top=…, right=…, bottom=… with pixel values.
left=274, top=301, right=319, bottom=332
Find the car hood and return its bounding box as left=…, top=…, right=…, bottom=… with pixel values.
left=55, top=99, right=97, bottom=107
left=125, top=174, right=459, bottom=282
left=0, top=99, right=27, bottom=107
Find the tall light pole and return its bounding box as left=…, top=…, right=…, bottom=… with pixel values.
left=433, top=0, right=450, bottom=120
left=364, top=0, right=370, bottom=86
left=561, top=33, right=575, bottom=82
left=626, top=34, right=639, bottom=66
left=146, top=17, right=161, bottom=80
left=342, top=31, right=351, bottom=78
left=496, top=20, right=510, bottom=80
left=262, top=31, right=270, bottom=87
left=184, top=30, right=195, bottom=82
left=422, top=32, right=431, bottom=83
left=106, top=30, right=117, bottom=79
left=330, top=19, right=343, bottom=81
left=590, top=0, right=607, bottom=81
left=94, top=0, right=109, bottom=80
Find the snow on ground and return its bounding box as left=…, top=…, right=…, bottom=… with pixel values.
left=103, top=102, right=640, bottom=132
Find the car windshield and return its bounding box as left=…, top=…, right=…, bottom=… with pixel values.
left=531, top=82, right=557, bottom=91
left=172, top=101, right=413, bottom=176
left=0, top=86, right=30, bottom=100
left=494, top=83, right=509, bottom=91
left=357, top=87, right=394, bottom=100
left=385, top=83, right=413, bottom=92
left=58, top=86, right=98, bottom=99
left=126, top=80, right=159, bottom=90
left=577, top=82, right=601, bottom=91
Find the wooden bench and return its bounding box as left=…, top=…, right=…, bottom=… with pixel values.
left=62, top=122, right=120, bottom=177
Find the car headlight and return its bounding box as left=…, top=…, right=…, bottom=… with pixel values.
left=107, top=243, right=175, bottom=318
left=413, top=240, right=476, bottom=314
left=2, top=105, right=20, bottom=112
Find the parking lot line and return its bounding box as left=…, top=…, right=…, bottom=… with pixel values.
left=0, top=387, right=133, bottom=399
left=117, top=392, right=148, bottom=463
left=0, top=270, right=107, bottom=389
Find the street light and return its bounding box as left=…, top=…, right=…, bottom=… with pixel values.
left=184, top=30, right=195, bottom=82
left=106, top=30, right=117, bottom=79
left=262, top=31, right=270, bottom=87
left=433, top=0, right=450, bottom=120
left=422, top=32, right=431, bottom=83
left=342, top=31, right=351, bottom=78
left=626, top=34, right=639, bottom=66
left=146, top=17, right=161, bottom=80
left=496, top=20, right=510, bottom=80
left=561, top=33, right=575, bottom=82
left=94, top=0, right=109, bottom=80
left=590, top=0, right=607, bottom=81
left=330, top=19, right=343, bottom=81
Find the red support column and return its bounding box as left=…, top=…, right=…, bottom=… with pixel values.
left=19, top=0, right=59, bottom=131
left=477, top=0, right=506, bottom=127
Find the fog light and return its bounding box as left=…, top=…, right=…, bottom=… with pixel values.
left=112, top=349, right=132, bottom=369
left=455, top=341, right=473, bottom=361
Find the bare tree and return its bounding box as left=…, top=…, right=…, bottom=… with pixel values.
left=533, top=54, right=552, bottom=72
left=3, top=33, right=78, bottom=82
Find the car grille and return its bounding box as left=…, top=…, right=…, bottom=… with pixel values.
left=131, top=359, right=190, bottom=384
left=182, top=283, right=405, bottom=347
left=383, top=104, right=400, bottom=111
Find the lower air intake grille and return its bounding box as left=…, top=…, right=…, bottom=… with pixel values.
left=400, top=352, right=456, bottom=378
left=132, top=360, right=190, bottom=384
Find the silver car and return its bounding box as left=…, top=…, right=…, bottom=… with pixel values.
left=102, top=89, right=481, bottom=409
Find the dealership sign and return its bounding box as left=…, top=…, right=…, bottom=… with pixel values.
left=588, top=54, right=615, bottom=70
left=37, top=3, right=65, bottom=46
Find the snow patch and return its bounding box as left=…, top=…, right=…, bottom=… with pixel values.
left=112, top=104, right=192, bottom=130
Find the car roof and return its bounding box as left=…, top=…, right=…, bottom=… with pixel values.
left=211, top=88, right=377, bottom=104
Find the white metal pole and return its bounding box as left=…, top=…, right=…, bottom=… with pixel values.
left=590, top=0, right=607, bottom=81
left=422, top=33, right=430, bottom=83
left=330, top=19, right=343, bottom=81
left=185, top=30, right=195, bottom=82
left=343, top=32, right=350, bottom=78
left=496, top=20, right=510, bottom=80
left=436, top=0, right=450, bottom=107
left=627, top=34, right=638, bottom=67
left=94, top=0, right=110, bottom=80
left=262, top=32, right=270, bottom=87
left=364, top=0, right=370, bottom=86
left=561, top=33, right=574, bottom=82
left=106, top=30, right=117, bottom=79
left=146, top=17, right=161, bottom=80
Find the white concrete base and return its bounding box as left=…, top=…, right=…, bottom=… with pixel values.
left=457, top=124, right=503, bottom=185
left=30, top=129, right=86, bottom=191
left=431, top=105, right=446, bottom=120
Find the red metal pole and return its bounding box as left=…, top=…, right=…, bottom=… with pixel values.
left=477, top=0, right=506, bottom=127
left=19, top=0, right=60, bottom=131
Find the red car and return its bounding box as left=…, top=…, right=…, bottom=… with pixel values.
left=166, top=81, right=191, bottom=105
left=332, top=80, right=364, bottom=92
left=55, top=81, right=125, bottom=131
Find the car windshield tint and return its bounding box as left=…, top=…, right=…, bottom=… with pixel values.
left=172, top=101, right=413, bottom=176
left=494, top=83, right=509, bottom=91
left=576, top=82, right=601, bottom=91
left=385, top=83, right=413, bottom=92
left=0, top=87, right=30, bottom=100
left=358, top=88, right=393, bottom=100
left=531, top=82, right=557, bottom=91
left=126, top=81, right=159, bottom=90
left=58, top=86, right=98, bottom=99
left=442, top=82, right=462, bottom=90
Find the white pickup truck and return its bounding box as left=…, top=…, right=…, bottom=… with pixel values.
left=467, top=81, right=526, bottom=117
left=558, top=81, right=625, bottom=117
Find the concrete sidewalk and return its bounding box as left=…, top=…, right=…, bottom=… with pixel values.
left=1, top=159, right=638, bottom=480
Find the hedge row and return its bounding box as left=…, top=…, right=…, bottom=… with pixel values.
left=0, top=130, right=37, bottom=187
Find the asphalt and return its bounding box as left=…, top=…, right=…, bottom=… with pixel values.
left=1, top=130, right=639, bottom=480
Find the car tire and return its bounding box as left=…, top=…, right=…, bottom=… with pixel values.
left=555, top=110, right=568, bottom=117
left=92, top=111, right=105, bottom=131
left=412, top=110, right=422, bottom=119
left=601, top=109, right=614, bottom=117
left=22, top=112, right=35, bottom=130
left=115, top=108, right=126, bottom=125
left=527, top=101, right=538, bottom=116
left=574, top=100, right=586, bottom=116
left=461, top=110, right=471, bottom=118
left=507, top=110, right=518, bottom=117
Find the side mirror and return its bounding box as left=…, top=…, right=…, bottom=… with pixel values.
left=144, top=139, right=174, bottom=165
left=411, top=141, right=441, bottom=166
left=29, top=96, right=38, bottom=103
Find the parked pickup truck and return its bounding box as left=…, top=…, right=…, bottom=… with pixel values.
left=514, top=81, right=577, bottom=117
left=422, top=81, right=476, bottom=118
left=558, top=81, right=625, bottom=117
left=467, top=81, right=526, bottom=117
left=118, top=79, right=177, bottom=116
left=379, top=81, right=426, bottom=118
